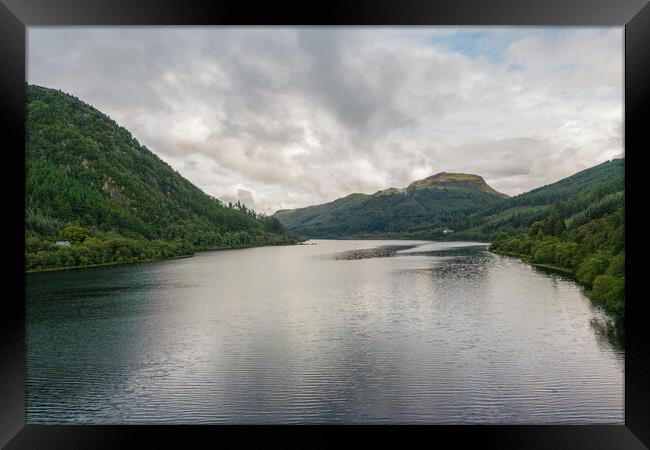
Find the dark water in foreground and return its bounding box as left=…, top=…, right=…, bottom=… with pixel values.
left=26, top=240, right=623, bottom=424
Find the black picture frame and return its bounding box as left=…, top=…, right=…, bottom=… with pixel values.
left=1, top=1, right=648, bottom=448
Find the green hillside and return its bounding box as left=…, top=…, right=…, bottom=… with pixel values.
left=25, top=84, right=296, bottom=271
left=450, top=158, right=625, bottom=241
left=273, top=172, right=508, bottom=238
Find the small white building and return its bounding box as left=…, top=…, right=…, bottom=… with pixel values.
left=442, top=229, right=453, bottom=234
left=54, top=240, right=71, bottom=247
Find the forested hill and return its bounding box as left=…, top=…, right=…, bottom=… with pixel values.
left=25, top=84, right=295, bottom=271
left=451, top=158, right=624, bottom=241
left=273, top=172, right=508, bottom=238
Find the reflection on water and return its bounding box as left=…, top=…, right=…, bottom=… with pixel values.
left=26, top=240, right=624, bottom=424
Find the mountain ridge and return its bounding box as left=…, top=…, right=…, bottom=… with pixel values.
left=275, top=172, right=507, bottom=216
left=273, top=158, right=623, bottom=241
left=273, top=171, right=508, bottom=238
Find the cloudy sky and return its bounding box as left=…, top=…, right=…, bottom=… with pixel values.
left=28, top=27, right=623, bottom=214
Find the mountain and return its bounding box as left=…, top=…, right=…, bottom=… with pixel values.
left=452, top=158, right=625, bottom=241
left=25, top=84, right=295, bottom=271
left=273, top=172, right=508, bottom=238
left=408, top=172, right=508, bottom=197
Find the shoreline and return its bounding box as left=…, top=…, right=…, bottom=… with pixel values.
left=488, top=248, right=574, bottom=275
left=26, top=254, right=194, bottom=274
left=490, top=247, right=623, bottom=349
left=26, top=240, right=300, bottom=274
left=297, top=235, right=490, bottom=244
left=28, top=241, right=568, bottom=274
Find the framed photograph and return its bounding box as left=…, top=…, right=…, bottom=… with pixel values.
left=1, top=0, right=648, bottom=447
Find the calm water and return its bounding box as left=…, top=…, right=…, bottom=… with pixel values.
left=26, top=240, right=624, bottom=424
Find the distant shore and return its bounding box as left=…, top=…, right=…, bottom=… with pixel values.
left=489, top=248, right=575, bottom=275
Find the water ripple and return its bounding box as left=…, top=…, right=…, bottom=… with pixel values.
left=26, top=240, right=624, bottom=424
